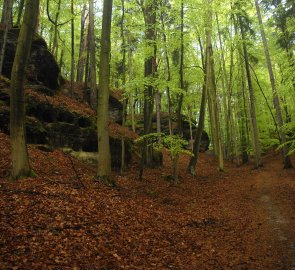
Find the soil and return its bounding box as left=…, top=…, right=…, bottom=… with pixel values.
left=0, top=131, right=295, bottom=269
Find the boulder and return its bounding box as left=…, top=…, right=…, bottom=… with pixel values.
left=0, top=28, right=61, bottom=90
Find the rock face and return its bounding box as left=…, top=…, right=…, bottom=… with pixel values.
left=0, top=28, right=61, bottom=90
left=0, top=85, right=132, bottom=169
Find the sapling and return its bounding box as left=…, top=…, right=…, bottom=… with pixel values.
left=135, top=133, right=192, bottom=182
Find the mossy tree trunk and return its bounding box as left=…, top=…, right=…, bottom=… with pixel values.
left=10, top=0, right=40, bottom=180
left=96, top=0, right=113, bottom=185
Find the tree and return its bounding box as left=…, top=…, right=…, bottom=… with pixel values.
left=96, top=0, right=114, bottom=185
left=238, top=11, right=261, bottom=168
left=205, top=0, right=224, bottom=171
left=70, top=0, right=75, bottom=98
left=0, top=0, right=13, bottom=74
left=1, top=0, right=13, bottom=28
left=254, top=0, right=293, bottom=169
left=140, top=0, right=157, bottom=166
left=16, top=0, right=25, bottom=26
left=88, top=0, right=97, bottom=109
left=10, top=0, right=40, bottom=180
left=76, top=1, right=88, bottom=83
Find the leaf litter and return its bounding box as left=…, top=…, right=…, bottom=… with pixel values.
left=1, top=132, right=295, bottom=269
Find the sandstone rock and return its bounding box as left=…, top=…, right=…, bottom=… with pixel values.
left=0, top=28, right=61, bottom=90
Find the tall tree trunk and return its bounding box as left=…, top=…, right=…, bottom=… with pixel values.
left=0, top=0, right=13, bottom=74
left=10, top=0, right=40, bottom=180
left=1, top=0, right=13, bottom=28
left=155, top=90, right=161, bottom=138
left=77, top=2, right=88, bottom=83
left=239, top=15, right=261, bottom=168
left=254, top=0, right=293, bottom=169
left=141, top=0, right=157, bottom=166
left=16, top=0, right=25, bottom=26
left=70, top=0, right=75, bottom=98
left=206, top=0, right=224, bottom=171
left=47, top=0, right=61, bottom=59
left=120, top=0, right=126, bottom=174
left=88, top=0, right=97, bottom=109
left=96, top=0, right=113, bottom=185
left=160, top=10, right=172, bottom=135
left=177, top=0, right=184, bottom=135
left=127, top=32, right=135, bottom=132
left=188, top=35, right=206, bottom=175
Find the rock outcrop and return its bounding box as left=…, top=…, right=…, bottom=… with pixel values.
left=0, top=28, right=61, bottom=90
left=0, top=82, right=133, bottom=169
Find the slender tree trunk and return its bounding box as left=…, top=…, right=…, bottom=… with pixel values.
left=188, top=83, right=207, bottom=175
left=254, top=0, right=292, bottom=169
left=88, top=0, right=97, bottom=109
left=177, top=0, right=184, bottom=135
left=120, top=0, right=126, bottom=174
left=59, top=47, right=64, bottom=73
left=47, top=0, right=61, bottom=59
left=155, top=90, right=161, bottom=138
left=141, top=0, right=157, bottom=166
left=160, top=12, right=172, bottom=135
left=188, top=36, right=207, bottom=175
left=1, top=0, right=13, bottom=28
left=239, top=15, right=261, bottom=168
left=16, top=0, right=25, bottom=26
left=0, top=0, right=13, bottom=74
left=70, top=0, right=75, bottom=98
left=77, top=2, right=88, bottom=83
left=10, top=0, right=40, bottom=180
left=84, top=24, right=90, bottom=89
left=96, top=0, right=113, bottom=185
left=216, top=14, right=231, bottom=159
left=128, top=32, right=136, bottom=132
left=206, top=0, right=224, bottom=171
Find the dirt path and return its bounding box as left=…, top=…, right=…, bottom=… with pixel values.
left=250, top=154, right=295, bottom=269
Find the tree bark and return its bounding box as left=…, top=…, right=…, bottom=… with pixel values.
left=187, top=35, right=206, bottom=175
left=254, top=0, right=293, bottom=169
left=70, top=0, right=75, bottom=98
left=205, top=0, right=224, bottom=171
left=96, top=0, right=113, bottom=185
left=140, top=0, right=157, bottom=166
left=239, top=15, right=261, bottom=168
left=88, top=0, right=97, bottom=109
left=177, top=0, right=185, bottom=135
left=77, top=2, right=88, bottom=83
left=16, top=0, right=25, bottom=26
left=120, top=0, right=126, bottom=174
left=1, top=0, right=13, bottom=28
left=10, top=0, right=40, bottom=180
left=0, top=0, right=13, bottom=74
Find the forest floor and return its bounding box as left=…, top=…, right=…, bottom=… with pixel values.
left=1, top=131, right=295, bottom=270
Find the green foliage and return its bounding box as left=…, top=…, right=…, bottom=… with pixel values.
left=259, top=137, right=280, bottom=153
left=135, top=133, right=192, bottom=158
left=277, top=123, right=295, bottom=156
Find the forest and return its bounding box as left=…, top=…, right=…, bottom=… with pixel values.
left=0, top=0, right=295, bottom=269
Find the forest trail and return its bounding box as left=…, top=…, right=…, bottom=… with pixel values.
left=249, top=154, right=295, bottom=269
